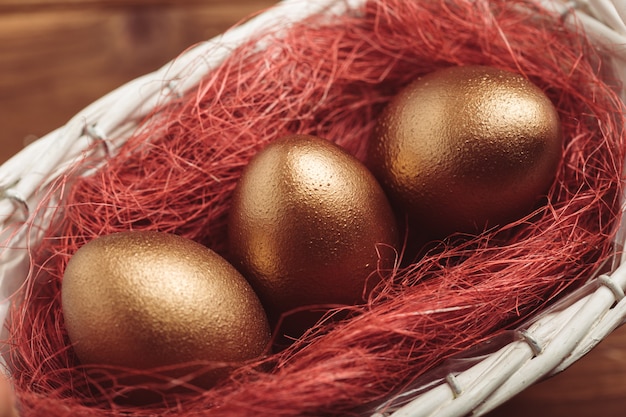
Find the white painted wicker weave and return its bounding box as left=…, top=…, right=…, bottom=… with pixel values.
left=0, top=0, right=624, bottom=416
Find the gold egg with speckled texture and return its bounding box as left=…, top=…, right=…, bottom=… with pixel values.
left=228, top=134, right=399, bottom=321
left=61, top=231, right=271, bottom=390
left=367, top=65, right=562, bottom=238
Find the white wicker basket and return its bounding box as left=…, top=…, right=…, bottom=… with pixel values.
left=0, top=0, right=625, bottom=416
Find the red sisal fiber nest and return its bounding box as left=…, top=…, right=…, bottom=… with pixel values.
left=5, top=0, right=626, bottom=416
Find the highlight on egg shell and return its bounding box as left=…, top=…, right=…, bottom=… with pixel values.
left=228, top=134, right=399, bottom=322
left=61, top=230, right=271, bottom=392
left=367, top=65, right=562, bottom=238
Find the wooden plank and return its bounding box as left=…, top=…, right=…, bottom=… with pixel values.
left=0, top=1, right=251, bottom=12
left=0, top=1, right=276, bottom=163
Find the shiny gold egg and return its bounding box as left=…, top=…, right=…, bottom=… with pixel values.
left=0, top=374, right=17, bottom=417
left=367, top=65, right=562, bottom=237
left=61, top=231, right=271, bottom=388
left=228, top=134, right=399, bottom=320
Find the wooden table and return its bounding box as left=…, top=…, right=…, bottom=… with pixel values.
left=1, top=1, right=624, bottom=415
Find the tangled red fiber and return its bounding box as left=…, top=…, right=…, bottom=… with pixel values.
left=5, top=0, right=626, bottom=416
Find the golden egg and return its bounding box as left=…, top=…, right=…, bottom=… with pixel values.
left=0, top=374, right=17, bottom=417
left=367, top=65, right=562, bottom=237
left=61, top=231, right=271, bottom=389
left=228, top=134, right=399, bottom=320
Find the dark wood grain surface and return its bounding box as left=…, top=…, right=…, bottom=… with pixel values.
left=0, top=0, right=277, bottom=163
left=1, top=1, right=624, bottom=415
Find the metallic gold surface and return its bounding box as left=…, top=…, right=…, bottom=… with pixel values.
left=228, top=134, right=399, bottom=319
left=367, top=65, right=562, bottom=237
left=61, top=231, right=271, bottom=386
